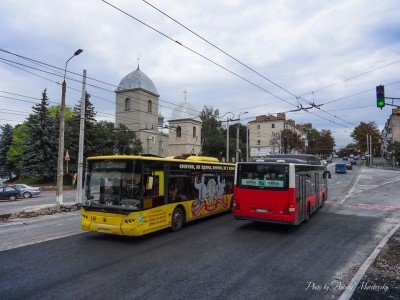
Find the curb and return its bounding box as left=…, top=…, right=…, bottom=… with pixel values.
left=338, top=222, right=400, bottom=300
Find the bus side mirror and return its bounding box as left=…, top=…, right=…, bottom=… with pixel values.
left=146, top=176, right=154, bottom=190
left=323, top=171, right=331, bottom=179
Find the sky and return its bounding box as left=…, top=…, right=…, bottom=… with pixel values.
left=1, top=0, right=400, bottom=149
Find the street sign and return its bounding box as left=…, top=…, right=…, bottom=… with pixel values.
left=65, top=150, right=70, bottom=161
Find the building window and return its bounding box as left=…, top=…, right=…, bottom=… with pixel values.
left=125, top=98, right=130, bottom=110
left=176, top=126, right=182, bottom=138
left=148, top=100, right=152, bottom=113
left=257, top=124, right=260, bottom=129
left=272, top=124, right=275, bottom=128
left=193, top=126, right=196, bottom=138
left=257, top=140, right=261, bottom=145
left=257, top=131, right=260, bottom=137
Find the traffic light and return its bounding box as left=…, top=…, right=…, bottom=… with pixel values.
left=376, top=85, right=385, bottom=109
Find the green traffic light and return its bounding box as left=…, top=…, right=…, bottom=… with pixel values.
left=377, top=99, right=385, bottom=108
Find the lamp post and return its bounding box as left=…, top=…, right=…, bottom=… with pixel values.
left=236, top=111, right=248, bottom=162
left=56, top=49, right=83, bottom=205
left=220, top=112, right=234, bottom=162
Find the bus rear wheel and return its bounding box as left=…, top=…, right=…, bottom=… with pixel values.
left=171, top=207, right=184, bottom=232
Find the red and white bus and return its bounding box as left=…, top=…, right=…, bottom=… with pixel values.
left=233, top=154, right=331, bottom=225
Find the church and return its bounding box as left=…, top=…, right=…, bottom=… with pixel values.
left=115, top=65, right=202, bottom=157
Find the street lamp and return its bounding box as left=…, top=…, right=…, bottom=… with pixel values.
left=220, top=112, right=234, bottom=162
left=236, top=112, right=248, bottom=162
left=56, top=49, right=83, bottom=205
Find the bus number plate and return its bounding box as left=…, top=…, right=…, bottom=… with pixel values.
left=256, top=208, right=268, bottom=213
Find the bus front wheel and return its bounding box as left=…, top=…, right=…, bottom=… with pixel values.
left=171, top=207, right=184, bottom=232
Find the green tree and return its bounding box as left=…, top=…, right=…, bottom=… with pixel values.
left=303, top=124, right=320, bottom=155
left=6, top=124, right=27, bottom=176
left=20, top=89, right=58, bottom=181
left=65, top=92, right=97, bottom=173
left=351, top=122, right=381, bottom=156
left=91, top=121, right=143, bottom=156
left=0, top=124, right=15, bottom=179
left=388, top=141, right=400, bottom=165
left=200, top=106, right=225, bottom=159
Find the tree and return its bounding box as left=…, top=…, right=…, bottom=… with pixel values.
left=200, top=106, right=225, bottom=159
left=6, top=124, right=27, bottom=176
left=0, top=124, right=15, bottom=179
left=351, top=122, right=381, bottom=156
left=388, top=141, right=400, bottom=165
left=315, top=130, right=335, bottom=158
left=65, top=92, right=97, bottom=173
left=90, top=121, right=143, bottom=156
left=20, top=89, right=58, bottom=181
left=281, top=129, right=303, bottom=153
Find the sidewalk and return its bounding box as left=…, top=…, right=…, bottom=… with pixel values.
left=342, top=158, right=400, bottom=299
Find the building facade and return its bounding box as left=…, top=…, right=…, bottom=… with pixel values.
left=168, top=99, right=202, bottom=157
left=115, top=66, right=201, bottom=157
left=248, top=113, right=305, bottom=157
left=381, top=107, right=400, bottom=157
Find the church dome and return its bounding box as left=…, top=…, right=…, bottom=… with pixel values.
left=170, top=101, right=201, bottom=121
left=116, top=66, right=159, bottom=96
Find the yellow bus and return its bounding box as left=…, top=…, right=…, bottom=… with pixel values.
left=81, top=155, right=235, bottom=236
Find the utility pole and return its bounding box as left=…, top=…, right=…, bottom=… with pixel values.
left=76, top=70, right=87, bottom=204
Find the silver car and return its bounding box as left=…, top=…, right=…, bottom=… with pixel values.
left=11, top=184, right=41, bottom=198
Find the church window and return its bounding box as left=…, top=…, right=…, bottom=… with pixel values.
left=176, top=126, right=182, bottom=138
left=148, top=100, right=152, bottom=113
left=193, top=126, right=196, bottom=138
left=125, top=98, right=130, bottom=110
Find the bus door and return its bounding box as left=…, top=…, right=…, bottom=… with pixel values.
left=296, top=175, right=307, bottom=223
left=142, top=168, right=165, bottom=209
left=315, top=172, right=320, bottom=208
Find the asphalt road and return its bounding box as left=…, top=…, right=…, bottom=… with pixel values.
left=0, top=160, right=399, bottom=300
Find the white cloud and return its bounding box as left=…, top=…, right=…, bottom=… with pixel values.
left=1, top=0, right=400, bottom=147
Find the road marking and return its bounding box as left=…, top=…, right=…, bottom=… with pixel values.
left=326, top=201, right=400, bottom=211
left=340, top=176, right=400, bottom=203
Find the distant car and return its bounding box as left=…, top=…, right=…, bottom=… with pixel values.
left=10, top=184, right=41, bottom=198
left=321, top=160, right=327, bottom=165
left=343, top=156, right=348, bottom=160
left=0, top=186, right=20, bottom=201
left=350, top=159, right=357, bottom=165
left=335, top=162, right=347, bottom=173
left=346, top=162, right=352, bottom=170
left=361, top=155, right=366, bottom=160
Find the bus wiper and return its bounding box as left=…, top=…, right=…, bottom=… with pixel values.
left=84, top=200, right=133, bottom=214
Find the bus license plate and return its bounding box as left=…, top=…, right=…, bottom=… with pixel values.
left=256, top=208, right=268, bottom=213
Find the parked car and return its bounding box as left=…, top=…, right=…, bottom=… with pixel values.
left=350, top=159, right=357, bottom=165
left=343, top=156, right=348, bottom=160
left=0, top=186, right=20, bottom=201
left=346, top=162, right=352, bottom=170
left=10, top=184, right=41, bottom=198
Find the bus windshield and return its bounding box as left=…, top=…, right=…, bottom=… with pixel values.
left=85, top=159, right=142, bottom=211
left=236, top=163, right=289, bottom=190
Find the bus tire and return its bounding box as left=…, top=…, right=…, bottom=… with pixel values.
left=304, top=204, right=310, bottom=223
left=171, top=207, right=184, bottom=232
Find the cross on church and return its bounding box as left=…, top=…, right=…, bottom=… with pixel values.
left=183, top=89, right=187, bottom=101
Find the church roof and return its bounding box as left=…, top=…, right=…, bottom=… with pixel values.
left=116, top=66, right=159, bottom=96
left=170, top=101, right=201, bottom=122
